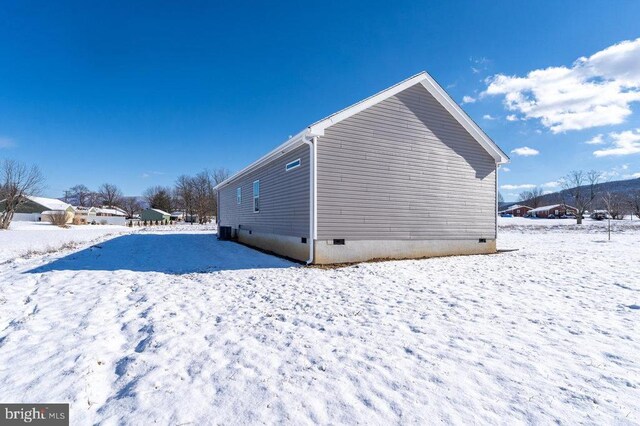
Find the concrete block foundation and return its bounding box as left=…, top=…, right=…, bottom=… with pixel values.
left=235, top=229, right=496, bottom=265
left=313, top=238, right=497, bottom=264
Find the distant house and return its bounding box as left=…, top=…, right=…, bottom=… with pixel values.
left=141, top=208, right=171, bottom=222
left=528, top=204, right=577, bottom=218
left=171, top=211, right=185, bottom=221
left=95, top=207, right=127, bottom=225
left=499, top=204, right=532, bottom=217
left=74, top=206, right=98, bottom=224
left=215, top=72, right=509, bottom=264
left=0, top=196, right=75, bottom=223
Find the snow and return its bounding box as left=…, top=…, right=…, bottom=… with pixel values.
left=25, top=195, right=72, bottom=211
left=148, top=208, right=170, bottom=216
left=0, top=222, right=132, bottom=264
left=0, top=220, right=639, bottom=423
left=96, top=207, right=127, bottom=217
left=528, top=203, right=576, bottom=214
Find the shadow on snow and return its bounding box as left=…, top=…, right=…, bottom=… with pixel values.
left=27, top=233, right=296, bottom=274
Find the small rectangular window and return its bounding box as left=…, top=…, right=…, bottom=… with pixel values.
left=236, top=187, right=242, bottom=205
left=286, top=159, right=301, bottom=171
left=253, top=180, right=260, bottom=212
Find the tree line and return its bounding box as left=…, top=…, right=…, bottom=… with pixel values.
left=511, top=170, right=640, bottom=224
left=0, top=157, right=231, bottom=229
left=64, top=168, right=230, bottom=223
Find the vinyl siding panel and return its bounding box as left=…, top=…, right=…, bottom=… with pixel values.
left=218, top=145, right=310, bottom=238
left=316, top=83, right=496, bottom=240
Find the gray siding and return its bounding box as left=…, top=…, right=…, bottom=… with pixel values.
left=316, top=83, right=497, bottom=240
left=218, top=145, right=310, bottom=238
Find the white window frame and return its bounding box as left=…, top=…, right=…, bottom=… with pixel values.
left=253, top=180, right=260, bottom=213
left=236, top=187, right=242, bottom=205
left=286, top=158, right=301, bottom=171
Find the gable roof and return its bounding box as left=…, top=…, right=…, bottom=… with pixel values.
left=27, top=196, right=73, bottom=211
left=147, top=208, right=170, bottom=216
left=529, top=204, right=577, bottom=214
left=215, top=72, right=508, bottom=190
left=97, top=207, right=127, bottom=216
left=499, top=204, right=531, bottom=212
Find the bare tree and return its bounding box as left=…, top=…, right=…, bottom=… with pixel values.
left=192, top=171, right=215, bottom=224
left=211, top=168, right=231, bottom=185
left=627, top=190, right=640, bottom=220
left=498, top=192, right=504, bottom=205
left=602, top=192, right=625, bottom=220
left=144, top=185, right=173, bottom=213
left=98, top=183, right=123, bottom=208
left=86, top=191, right=101, bottom=207
left=0, top=160, right=45, bottom=229
left=66, top=184, right=91, bottom=206
left=518, top=187, right=544, bottom=208
left=121, top=196, right=143, bottom=218
left=561, top=170, right=601, bottom=224
left=174, top=175, right=196, bottom=222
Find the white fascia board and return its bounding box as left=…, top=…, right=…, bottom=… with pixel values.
left=419, top=73, right=509, bottom=164
left=308, top=72, right=429, bottom=136
left=213, top=129, right=309, bottom=191
left=216, top=71, right=509, bottom=191
left=309, top=71, right=509, bottom=165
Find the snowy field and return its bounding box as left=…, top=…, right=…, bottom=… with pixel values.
left=0, top=222, right=134, bottom=264
left=0, top=219, right=639, bottom=424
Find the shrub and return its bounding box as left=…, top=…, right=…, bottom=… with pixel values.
left=47, top=211, right=70, bottom=228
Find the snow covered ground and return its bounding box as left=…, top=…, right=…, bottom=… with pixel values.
left=0, top=220, right=638, bottom=424
left=0, top=222, right=133, bottom=264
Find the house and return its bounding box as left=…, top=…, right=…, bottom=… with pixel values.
left=95, top=207, right=127, bottom=225
left=0, top=196, right=75, bottom=223
left=73, top=206, right=98, bottom=224
left=527, top=204, right=578, bottom=218
left=171, top=211, right=185, bottom=221
left=215, top=72, right=509, bottom=264
left=499, top=204, right=532, bottom=217
left=141, top=208, right=171, bottom=222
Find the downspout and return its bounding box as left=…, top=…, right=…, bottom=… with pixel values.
left=302, top=134, right=317, bottom=264
left=495, top=162, right=499, bottom=240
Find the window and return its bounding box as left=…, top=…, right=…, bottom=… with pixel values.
left=253, top=180, right=260, bottom=212
left=286, top=158, right=301, bottom=171
left=236, top=187, right=242, bottom=205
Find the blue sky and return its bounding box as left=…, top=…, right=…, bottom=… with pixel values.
left=1, top=1, right=639, bottom=199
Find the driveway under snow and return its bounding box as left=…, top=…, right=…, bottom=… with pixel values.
left=0, top=221, right=638, bottom=424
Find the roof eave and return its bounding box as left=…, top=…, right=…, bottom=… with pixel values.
left=213, top=129, right=310, bottom=191
left=214, top=71, right=510, bottom=190
left=418, top=73, right=510, bottom=165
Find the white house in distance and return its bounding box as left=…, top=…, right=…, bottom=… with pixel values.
left=95, top=207, right=127, bottom=225
left=215, top=72, right=509, bottom=264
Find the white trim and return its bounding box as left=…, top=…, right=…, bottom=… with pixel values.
left=214, top=72, right=509, bottom=191
left=308, top=71, right=508, bottom=164
left=419, top=74, right=509, bottom=164
left=312, top=137, right=317, bottom=241
left=302, top=136, right=316, bottom=264
left=306, top=73, right=430, bottom=136
left=285, top=158, right=301, bottom=171
left=214, top=130, right=307, bottom=191
left=252, top=180, right=260, bottom=213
